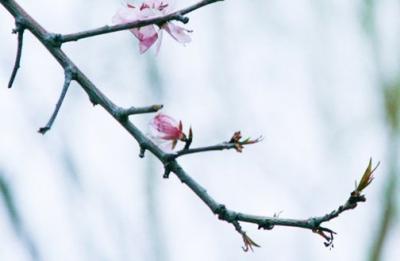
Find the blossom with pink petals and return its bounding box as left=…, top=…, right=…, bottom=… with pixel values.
left=112, top=0, right=192, bottom=54
left=149, top=113, right=186, bottom=150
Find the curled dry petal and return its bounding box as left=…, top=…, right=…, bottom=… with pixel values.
left=313, top=228, right=336, bottom=248
left=229, top=131, right=263, bottom=153
left=241, top=233, right=260, bottom=252
left=163, top=22, right=192, bottom=43
left=229, top=131, right=242, bottom=143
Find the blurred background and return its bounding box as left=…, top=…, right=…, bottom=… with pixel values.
left=0, top=0, right=399, bottom=260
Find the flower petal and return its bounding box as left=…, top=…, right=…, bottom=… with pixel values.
left=112, top=6, right=139, bottom=24
left=163, top=22, right=191, bottom=44
left=155, top=28, right=164, bottom=54
left=136, top=26, right=159, bottom=53
left=149, top=113, right=183, bottom=140
left=113, top=1, right=190, bottom=53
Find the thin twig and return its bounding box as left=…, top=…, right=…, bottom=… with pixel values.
left=57, top=0, right=224, bottom=44
left=167, top=159, right=373, bottom=247
left=169, top=134, right=262, bottom=159
left=38, top=67, right=75, bottom=134
left=8, top=19, right=24, bottom=88
left=171, top=142, right=236, bottom=159
left=116, top=104, right=163, bottom=120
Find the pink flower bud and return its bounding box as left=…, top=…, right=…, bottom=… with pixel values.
left=149, top=113, right=186, bottom=150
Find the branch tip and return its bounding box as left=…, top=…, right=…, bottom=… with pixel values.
left=163, top=168, right=171, bottom=179
left=152, top=104, right=163, bottom=111
left=163, top=162, right=173, bottom=178
left=38, top=126, right=50, bottom=135
left=139, top=147, right=146, bottom=158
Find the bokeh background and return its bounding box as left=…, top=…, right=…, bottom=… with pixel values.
left=0, top=0, right=399, bottom=260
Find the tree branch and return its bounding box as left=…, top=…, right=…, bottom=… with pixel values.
left=56, top=0, right=224, bottom=44
left=0, top=0, right=377, bottom=251
left=8, top=17, right=25, bottom=88
left=167, top=159, right=375, bottom=248
left=38, top=66, right=75, bottom=134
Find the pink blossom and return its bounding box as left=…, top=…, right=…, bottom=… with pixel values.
left=112, top=0, right=192, bottom=54
left=149, top=113, right=186, bottom=150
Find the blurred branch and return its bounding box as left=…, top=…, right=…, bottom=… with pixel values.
left=360, top=1, right=399, bottom=260
left=55, top=0, right=224, bottom=44
left=0, top=174, right=40, bottom=260
left=0, top=0, right=378, bottom=251
left=369, top=164, right=397, bottom=261
left=0, top=175, right=20, bottom=228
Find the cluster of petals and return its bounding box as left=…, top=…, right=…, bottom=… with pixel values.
left=112, top=0, right=192, bottom=53
left=149, top=113, right=186, bottom=150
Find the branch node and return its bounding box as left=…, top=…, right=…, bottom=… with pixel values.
left=45, top=33, right=62, bottom=48
left=349, top=192, right=366, bottom=205
left=163, top=153, right=176, bottom=162
left=258, top=220, right=274, bottom=230
left=215, top=204, right=236, bottom=222
left=175, top=14, right=189, bottom=24
left=8, top=19, right=25, bottom=89
left=14, top=15, right=27, bottom=28
left=112, top=106, right=126, bottom=121
left=307, top=217, right=318, bottom=228
left=89, top=97, right=99, bottom=106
